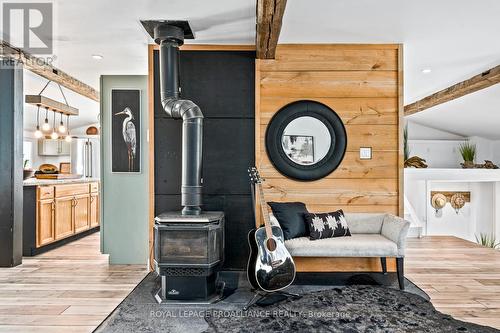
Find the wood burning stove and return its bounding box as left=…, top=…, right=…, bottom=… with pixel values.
left=154, top=212, right=224, bottom=303
left=143, top=20, right=226, bottom=304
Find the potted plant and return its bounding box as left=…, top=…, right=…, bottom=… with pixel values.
left=458, top=141, right=476, bottom=168
left=476, top=233, right=500, bottom=249
left=23, top=159, right=34, bottom=180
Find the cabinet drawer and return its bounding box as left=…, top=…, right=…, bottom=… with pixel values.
left=90, top=182, right=99, bottom=193
left=55, top=184, right=89, bottom=197
left=38, top=186, right=54, bottom=199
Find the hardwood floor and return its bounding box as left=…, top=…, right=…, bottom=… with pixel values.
left=0, top=233, right=147, bottom=333
left=406, top=236, right=500, bottom=329
left=1, top=233, right=498, bottom=331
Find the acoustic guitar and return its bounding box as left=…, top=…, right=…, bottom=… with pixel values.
left=247, top=167, right=296, bottom=292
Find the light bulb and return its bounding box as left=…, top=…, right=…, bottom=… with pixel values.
left=51, top=131, right=59, bottom=140
left=65, top=135, right=72, bottom=142
left=42, top=119, right=51, bottom=131
left=34, top=126, right=43, bottom=138
left=58, top=123, right=66, bottom=134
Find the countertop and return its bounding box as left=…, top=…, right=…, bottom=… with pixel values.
left=23, top=177, right=100, bottom=186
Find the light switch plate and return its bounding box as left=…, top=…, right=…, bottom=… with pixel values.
left=360, top=147, right=372, bottom=160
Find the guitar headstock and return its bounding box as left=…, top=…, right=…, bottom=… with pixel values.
left=248, top=166, right=263, bottom=184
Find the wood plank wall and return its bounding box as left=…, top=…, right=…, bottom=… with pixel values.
left=255, top=44, right=404, bottom=219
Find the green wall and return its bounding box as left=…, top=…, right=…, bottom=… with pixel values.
left=100, top=75, right=149, bottom=265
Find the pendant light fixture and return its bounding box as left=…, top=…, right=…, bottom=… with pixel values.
left=58, top=112, right=66, bottom=134
left=42, top=107, right=51, bottom=131
left=65, top=114, right=72, bottom=142
left=26, top=80, right=79, bottom=138
left=34, top=105, right=43, bottom=138
left=50, top=110, right=59, bottom=139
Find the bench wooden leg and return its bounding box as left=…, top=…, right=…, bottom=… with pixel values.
left=380, top=257, right=387, bottom=275
left=396, top=257, right=404, bottom=290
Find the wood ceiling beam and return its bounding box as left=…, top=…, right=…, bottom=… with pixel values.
left=25, top=95, right=79, bottom=116
left=405, top=65, right=500, bottom=116
left=256, top=0, right=287, bottom=59
left=1, top=41, right=100, bottom=102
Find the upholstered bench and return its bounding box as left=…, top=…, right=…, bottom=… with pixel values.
left=272, top=213, right=410, bottom=289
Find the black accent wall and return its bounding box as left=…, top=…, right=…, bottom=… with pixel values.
left=153, top=50, right=255, bottom=269
left=0, top=62, right=23, bottom=267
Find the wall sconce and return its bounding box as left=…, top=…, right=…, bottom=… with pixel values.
left=431, top=191, right=470, bottom=214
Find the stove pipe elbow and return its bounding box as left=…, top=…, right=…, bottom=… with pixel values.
left=159, top=39, right=203, bottom=216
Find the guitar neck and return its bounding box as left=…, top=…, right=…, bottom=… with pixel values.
left=256, top=182, right=273, bottom=238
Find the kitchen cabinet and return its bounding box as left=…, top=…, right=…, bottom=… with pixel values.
left=23, top=181, right=100, bottom=256
left=89, top=192, right=99, bottom=228
left=55, top=196, right=74, bottom=240
left=38, top=139, right=71, bottom=156
left=59, top=140, right=71, bottom=155
left=37, top=198, right=55, bottom=246
left=74, top=194, right=90, bottom=233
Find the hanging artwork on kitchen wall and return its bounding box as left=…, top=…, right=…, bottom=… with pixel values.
left=111, top=89, right=141, bottom=173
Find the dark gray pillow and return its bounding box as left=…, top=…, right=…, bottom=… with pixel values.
left=304, top=209, right=351, bottom=240
left=267, top=202, right=309, bottom=240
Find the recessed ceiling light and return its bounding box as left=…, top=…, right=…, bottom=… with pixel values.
left=92, top=54, right=103, bottom=60
left=422, top=68, right=432, bottom=74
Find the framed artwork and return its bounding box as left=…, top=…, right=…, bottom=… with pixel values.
left=282, top=135, right=315, bottom=165
left=111, top=89, right=141, bottom=173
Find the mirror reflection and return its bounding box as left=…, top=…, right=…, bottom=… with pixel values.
left=281, top=116, right=332, bottom=165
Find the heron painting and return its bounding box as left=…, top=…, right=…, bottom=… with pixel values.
left=111, top=89, right=141, bottom=173
left=115, top=107, right=136, bottom=171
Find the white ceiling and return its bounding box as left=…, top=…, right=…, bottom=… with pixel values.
left=40, top=0, right=256, bottom=87
left=407, top=84, right=500, bottom=140
left=6, top=0, right=500, bottom=138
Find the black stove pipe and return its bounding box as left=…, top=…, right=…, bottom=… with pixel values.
left=156, top=24, right=203, bottom=216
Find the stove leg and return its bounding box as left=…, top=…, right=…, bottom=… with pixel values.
left=161, top=275, right=167, bottom=300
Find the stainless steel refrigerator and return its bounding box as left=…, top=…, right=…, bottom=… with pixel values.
left=71, top=137, right=100, bottom=178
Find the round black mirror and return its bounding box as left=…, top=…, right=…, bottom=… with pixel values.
left=265, top=100, right=347, bottom=181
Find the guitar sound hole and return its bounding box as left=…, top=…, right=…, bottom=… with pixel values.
left=266, top=238, right=277, bottom=251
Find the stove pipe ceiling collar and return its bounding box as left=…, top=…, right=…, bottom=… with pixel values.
left=152, top=22, right=203, bottom=216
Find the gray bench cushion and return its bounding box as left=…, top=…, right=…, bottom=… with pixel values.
left=345, top=213, right=385, bottom=234
left=284, top=234, right=398, bottom=257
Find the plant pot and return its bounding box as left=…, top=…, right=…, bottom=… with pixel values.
left=462, top=161, right=475, bottom=169
left=23, top=169, right=35, bottom=180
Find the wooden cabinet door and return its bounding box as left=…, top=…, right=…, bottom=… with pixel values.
left=74, top=194, right=90, bottom=233
left=55, top=197, right=74, bottom=240
left=37, top=199, right=55, bottom=247
left=89, top=193, right=99, bottom=228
